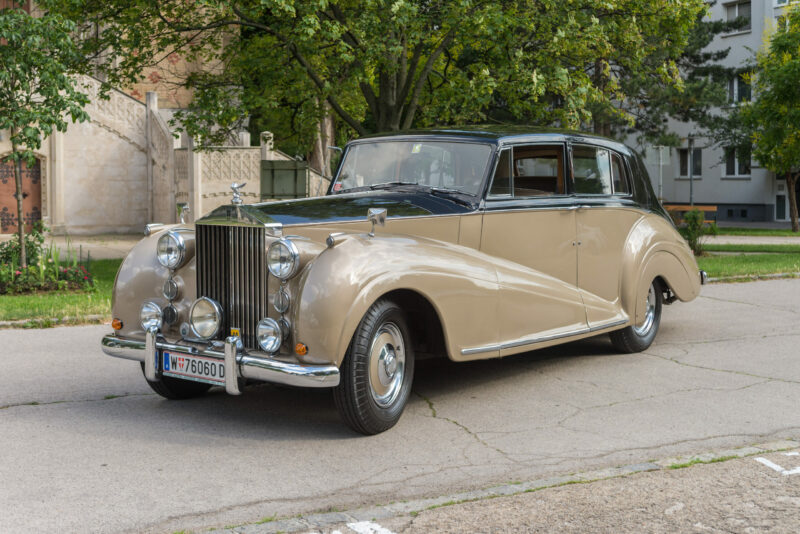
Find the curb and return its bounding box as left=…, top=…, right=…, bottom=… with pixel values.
left=0, top=315, right=107, bottom=328
left=708, top=272, right=800, bottom=283
left=209, top=438, right=799, bottom=534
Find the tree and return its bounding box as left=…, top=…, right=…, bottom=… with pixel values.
left=739, top=5, right=800, bottom=232
left=605, top=1, right=750, bottom=147
left=0, top=9, right=90, bottom=267
left=44, top=0, right=704, bottom=160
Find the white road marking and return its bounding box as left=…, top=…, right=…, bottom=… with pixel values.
left=755, top=457, right=800, bottom=476
left=664, top=502, right=685, bottom=515
left=346, top=521, right=396, bottom=534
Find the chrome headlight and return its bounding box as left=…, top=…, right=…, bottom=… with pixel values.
left=157, top=230, right=186, bottom=270
left=267, top=239, right=300, bottom=280
left=189, top=297, right=223, bottom=339
left=256, top=317, right=282, bottom=353
left=140, top=301, right=163, bottom=331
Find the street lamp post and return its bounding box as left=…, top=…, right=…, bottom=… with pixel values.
left=688, top=137, right=694, bottom=207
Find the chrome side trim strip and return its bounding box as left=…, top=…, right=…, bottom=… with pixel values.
left=461, top=318, right=629, bottom=355
left=100, top=333, right=340, bottom=388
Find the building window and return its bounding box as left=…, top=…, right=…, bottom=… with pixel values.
left=728, top=73, right=751, bottom=103
left=726, top=1, right=751, bottom=31
left=678, top=148, right=702, bottom=177
left=724, top=146, right=751, bottom=176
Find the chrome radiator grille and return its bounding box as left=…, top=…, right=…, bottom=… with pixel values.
left=196, top=225, right=268, bottom=349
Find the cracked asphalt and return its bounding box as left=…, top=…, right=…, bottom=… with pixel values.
left=1, top=279, right=799, bottom=533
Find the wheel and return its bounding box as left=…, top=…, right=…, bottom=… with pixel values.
left=610, top=279, right=663, bottom=353
left=333, top=298, right=415, bottom=435
left=140, top=363, right=212, bottom=400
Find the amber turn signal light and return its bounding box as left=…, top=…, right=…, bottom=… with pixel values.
left=295, top=343, right=308, bottom=356
left=111, top=318, right=123, bottom=330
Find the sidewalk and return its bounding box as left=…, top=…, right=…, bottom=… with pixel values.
left=0, top=233, right=141, bottom=260
left=706, top=234, right=800, bottom=245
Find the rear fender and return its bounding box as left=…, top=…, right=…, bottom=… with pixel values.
left=621, top=215, right=701, bottom=324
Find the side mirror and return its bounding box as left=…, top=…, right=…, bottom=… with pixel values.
left=368, top=208, right=387, bottom=237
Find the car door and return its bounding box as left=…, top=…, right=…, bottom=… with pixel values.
left=571, top=143, right=644, bottom=327
left=478, top=143, right=588, bottom=354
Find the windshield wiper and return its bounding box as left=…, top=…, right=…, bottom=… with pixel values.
left=369, top=181, right=420, bottom=190
left=428, top=187, right=476, bottom=208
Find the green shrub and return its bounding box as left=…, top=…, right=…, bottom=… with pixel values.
left=0, top=220, right=46, bottom=265
left=678, top=208, right=718, bottom=255
left=0, top=225, right=95, bottom=294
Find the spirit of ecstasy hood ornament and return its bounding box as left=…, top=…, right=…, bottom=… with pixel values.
left=230, top=182, right=247, bottom=205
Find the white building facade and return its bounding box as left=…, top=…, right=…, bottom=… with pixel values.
left=640, top=0, right=798, bottom=223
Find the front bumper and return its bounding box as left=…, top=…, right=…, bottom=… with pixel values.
left=101, top=331, right=339, bottom=394
left=700, top=269, right=708, bottom=285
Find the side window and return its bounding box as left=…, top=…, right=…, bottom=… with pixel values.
left=512, top=145, right=564, bottom=196
left=610, top=152, right=630, bottom=195
left=489, top=149, right=511, bottom=196
left=488, top=145, right=565, bottom=197
left=572, top=145, right=612, bottom=195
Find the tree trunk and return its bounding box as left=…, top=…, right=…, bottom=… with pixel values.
left=788, top=172, right=800, bottom=233
left=11, top=140, right=27, bottom=269
left=308, top=105, right=336, bottom=193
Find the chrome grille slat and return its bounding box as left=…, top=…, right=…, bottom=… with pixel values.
left=197, top=224, right=266, bottom=349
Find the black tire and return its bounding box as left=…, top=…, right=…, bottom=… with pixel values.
left=140, top=363, right=212, bottom=400
left=333, top=298, right=415, bottom=435
left=610, top=279, right=663, bottom=353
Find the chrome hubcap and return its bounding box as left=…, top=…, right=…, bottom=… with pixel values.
left=368, top=322, right=405, bottom=407
left=633, top=283, right=657, bottom=336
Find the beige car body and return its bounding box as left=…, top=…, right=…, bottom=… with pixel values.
left=104, top=129, right=702, bottom=413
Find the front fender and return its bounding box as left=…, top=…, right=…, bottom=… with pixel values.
left=291, top=234, right=500, bottom=366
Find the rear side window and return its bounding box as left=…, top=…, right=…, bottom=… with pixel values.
left=610, top=152, right=630, bottom=195
left=572, top=145, right=612, bottom=195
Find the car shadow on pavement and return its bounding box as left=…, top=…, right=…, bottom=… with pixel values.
left=412, top=334, right=620, bottom=398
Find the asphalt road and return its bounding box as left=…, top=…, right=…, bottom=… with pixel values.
left=1, top=279, right=799, bottom=533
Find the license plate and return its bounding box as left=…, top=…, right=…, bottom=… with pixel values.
left=162, top=351, right=225, bottom=386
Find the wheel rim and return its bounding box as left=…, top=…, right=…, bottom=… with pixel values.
left=368, top=321, right=405, bottom=408
left=633, top=283, right=657, bottom=336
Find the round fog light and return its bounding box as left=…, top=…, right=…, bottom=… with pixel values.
left=163, top=278, right=179, bottom=300
left=256, top=317, right=282, bottom=353
left=140, top=301, right=163, bottom=331
left=189, top=297, right=223, bottom=339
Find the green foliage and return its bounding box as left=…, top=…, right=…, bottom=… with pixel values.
left=0, top=9, right=90, bottom=166
left=678, top=208, right=718, bottom=255
left=0, top=226, right=95, bottom=295
left=44, top=0, right=705, bottom=154
left=737, top=5, right=800, bottom=232
left=0, top=221, right=46, bottom=265
left=0, top=8, right=91, bottom=267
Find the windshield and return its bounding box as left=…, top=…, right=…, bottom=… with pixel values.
left=332, top=141, right=493, bottom=196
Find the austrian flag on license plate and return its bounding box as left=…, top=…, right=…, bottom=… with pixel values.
left=162, top=351, right=225, bottom=385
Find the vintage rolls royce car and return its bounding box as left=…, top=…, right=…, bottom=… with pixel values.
left=101, top=128, right=705, bottom=434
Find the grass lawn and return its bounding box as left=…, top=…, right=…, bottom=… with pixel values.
left=704, top=243, right=800, bottom=253
left=715, top=227, right=800, bottom=237
left=697, top=253, right=800, bottom=279
left=0, top=259, right=121, bottom=324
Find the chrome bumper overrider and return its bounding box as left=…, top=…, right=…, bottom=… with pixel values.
left=700, top=269, right=708, bottom=285
left=101, top=331, right=340, bottom=393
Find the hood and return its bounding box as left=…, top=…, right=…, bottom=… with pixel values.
left=196, top=191, right=473, bottom=227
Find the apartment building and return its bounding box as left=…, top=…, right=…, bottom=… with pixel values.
left=641, top=0, right=797, bottom=223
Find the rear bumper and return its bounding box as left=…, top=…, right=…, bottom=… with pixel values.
left=700, top=270, right=708, bottom=285
left=101, top=331, right=339, bottom=393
